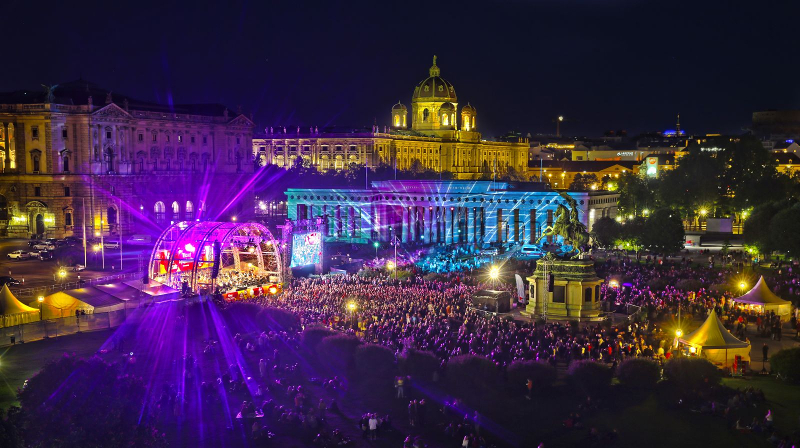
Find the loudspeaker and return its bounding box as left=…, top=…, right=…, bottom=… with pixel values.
left=211, top=241, right=222, bottom=279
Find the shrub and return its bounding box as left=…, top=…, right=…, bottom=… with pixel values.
left=354, top=344, right=397, bottom=382
left=770, top=347, right=800, bottom=383
left=567, top=360, right=613, bottom=394
left=675, top=279, right=702, bottom=292
left=647, top=278, right=669, bottom=291
left=616, top=358, right=660, bottom=390
left=663, top=357, right=721, bottom=390
left=399, top=348, right=440, bottom=382
left=317, top=334, right=362, bottom=374
left=507, top=360, right=557, bottom=395
left=444, top=355, right=498, bottom=399
left=256, top=307, right=300, bottom=332
left=301, top=325, right=336, bottom=354
left=709, top=283, right=730, bottom=293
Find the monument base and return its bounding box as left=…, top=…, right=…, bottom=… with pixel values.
left=524, top=259, right=604, bottom=322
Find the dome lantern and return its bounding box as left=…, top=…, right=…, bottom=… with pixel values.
left=461, top=103, right=476, bottom=132
left=391, top=101, right=408, bottom=129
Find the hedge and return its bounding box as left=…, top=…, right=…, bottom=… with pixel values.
left=354, top=344, right=397, bottom=381
left=506, top=360, right=557, bottom=395
left=317, top=334, right=362, bottom=374
left=663, top=357, right=721, bottom=390
left=567, top=360, right=613, bottom=394
left=616, top=358, right=660, bottom=390
left=301, top=325, right=336, bottom=354
left=770, top=347, right=800, bottom=383
left=399, top=348, right=440, bottom=382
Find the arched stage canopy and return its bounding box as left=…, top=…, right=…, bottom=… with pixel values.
left=149, top=221, right=283, bottom=292
left=731, top=276, right=792, bottom=319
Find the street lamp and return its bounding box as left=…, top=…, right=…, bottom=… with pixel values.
left=37, top=296, right=44, bottom=320
left=675, top=329, right=683, bottom=338
left=489, top=265, right=500, bottom=281
left=739, top=281, right=746, bottom=294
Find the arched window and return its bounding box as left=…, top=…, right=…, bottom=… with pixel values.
left=171, top=201, right=180, bottom=221
left=65, top=212, right=72, bottom=226
left=32, top=153, right=40, bottom=172
left=394, top=115, right=400, bottom=127
left=442, top=113, right=449, bottom=126
left=422, top=109, right=429, bottom=122
left=185, top=201, right=193, bottom=220
left=63, top=155, right=70, bottom=172
left=0, top=194, right=7, bottom=220
left=107, top=206, right=117, bottom=225
left=584, top=287, right=592, bottom=302
left=154, top=201, right=165, bottom=224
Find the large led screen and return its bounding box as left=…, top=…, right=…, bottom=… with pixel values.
left=290, top=232, right=322, bottom=267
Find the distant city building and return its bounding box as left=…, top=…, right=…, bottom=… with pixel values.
left=253, top=57, right=529, bottom=180
left=0, top=80, right=254, bottom=238
left=530, top=161, right=637, bottom=190
left=285, top=180, right=618, bottom=246
left=752, top=110, right=800, bottom=139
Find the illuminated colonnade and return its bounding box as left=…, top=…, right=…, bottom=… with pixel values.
left=286, top=181, right=619, bottom=246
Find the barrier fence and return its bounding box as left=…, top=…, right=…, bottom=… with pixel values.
left=0, top=307, right=133, bottom=348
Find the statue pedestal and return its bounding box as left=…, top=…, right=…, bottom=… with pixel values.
left=523, top=259, right=603, bottom=322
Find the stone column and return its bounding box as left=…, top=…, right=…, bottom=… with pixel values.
left=402, top=207, right=409, bottom=243
left=467, top=207, right=475, bottom=244
left=425, top=207, right=433, bottom=243
left=410, top=207, right=417, bottom=242
left=496, top=208, right=504, bottom=244
left=335, top=205, right=342, bottom=238
left=2, top=123, right=9, bottom=172
left=514, top=209, right=520, bottom=244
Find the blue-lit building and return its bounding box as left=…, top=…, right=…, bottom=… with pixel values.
left=285, top=180, right=618, bottom=246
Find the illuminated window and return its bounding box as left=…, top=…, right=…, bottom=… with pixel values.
left=442, top=114, right=449, bottom=125
left=152, top=132, right=157, bottom=142
left=154, top=201, right=165, bottom=224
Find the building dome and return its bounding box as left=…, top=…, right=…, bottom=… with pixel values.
left=461, top=103, right=476, bottom=115
left=412, top=56, right=457, bottom=102
left=392, top=102, right=407, bottom=112
left=440, top=102, right=455, bottom=112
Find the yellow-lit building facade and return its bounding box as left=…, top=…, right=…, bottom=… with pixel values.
left=529, top=161, right=637, bottom=190
left=253, top=57, right=528, bottom=180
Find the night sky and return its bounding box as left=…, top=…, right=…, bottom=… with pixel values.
left=5, top=0, right=800, bottom=138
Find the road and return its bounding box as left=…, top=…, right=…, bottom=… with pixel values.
left=0, top=239, right=153, bottom=291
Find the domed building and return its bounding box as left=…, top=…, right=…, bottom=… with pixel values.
left=254, top=56, right=529, bottom=181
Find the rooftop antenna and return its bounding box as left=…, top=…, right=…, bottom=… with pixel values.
left=676, top=113, right=681, bottom=134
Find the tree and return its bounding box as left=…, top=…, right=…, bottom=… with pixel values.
left=569, top=173, right=599, bottom=191
left=744, top=201, right=785, bottom=255
left=616, top=172, right=656, bottom=216
left=769, top=204, right=800, bottom=257
left=641, top=209, right=685, bottom=255
left=618, top=216, right=646, bottom=257
left=590, top=216, right=621, bottom=249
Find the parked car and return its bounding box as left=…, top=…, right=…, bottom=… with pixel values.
left=72, top=264, right=86, bottom=272
left=126, top=234, right=152, bottom=245
left=27, top=240, right=42, bottom=248
left=37, top=250, right=55, bottom=261
left=63, top=236, right=81, bottom=246
left=104, top=241, right=120, bottom=249
left=7, top=250, right=31, bottom=260
left=32, top=242, right=55, bottom=251
left=0, top=276, right=21, bottom=286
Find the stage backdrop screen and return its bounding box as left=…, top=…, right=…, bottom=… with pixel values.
left=290, top=232, right=322, bottom=267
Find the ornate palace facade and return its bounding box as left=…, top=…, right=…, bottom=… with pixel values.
left=0, top=80, right=254, bottom=239
left=253, top=57, right=529, bottom=179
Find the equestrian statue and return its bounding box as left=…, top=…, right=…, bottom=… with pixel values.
left=535, top=191, right=590, bottom=259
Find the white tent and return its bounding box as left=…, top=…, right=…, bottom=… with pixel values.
left=0, top=285, right=40, bottom=328
left=678, top=309, right=751, bottom=368
left=731, top=276, right=792, bottom=319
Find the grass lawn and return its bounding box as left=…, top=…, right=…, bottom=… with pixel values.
left=724, top=376, right=800, bottom=437
left=0, top=329, right=113, bottom=410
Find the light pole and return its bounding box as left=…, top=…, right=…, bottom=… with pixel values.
left=38, top=296, right=45, bottom=338
left=373, top=241, right=379, bottom=260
